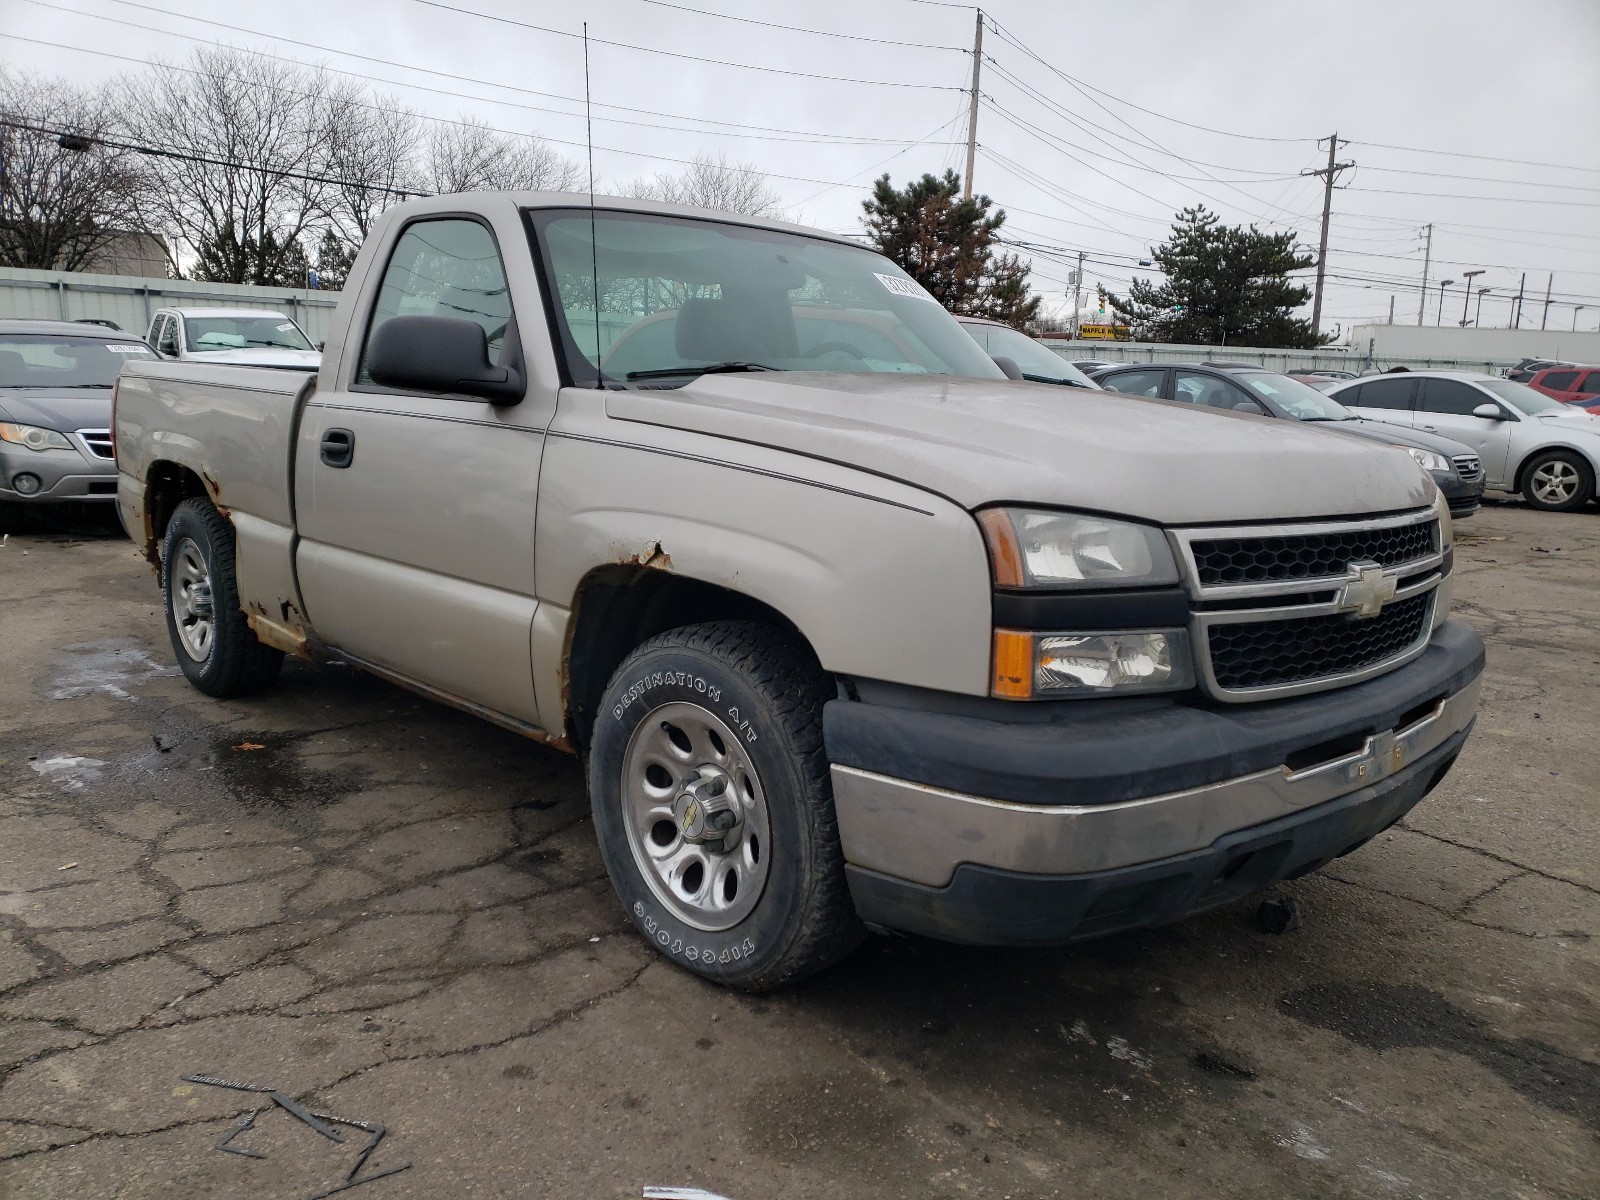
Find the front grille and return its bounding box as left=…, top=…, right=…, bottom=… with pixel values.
left=1452, top=454, right=1483, bottom=483
left=1190, top=519, right=1437, bottom=586
left=77, top=428, right=115, bottom=460
left=1208, top=593, right=1433, bottom=691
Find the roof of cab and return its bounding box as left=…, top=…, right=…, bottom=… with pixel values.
left=0, top=319, right=140, bottom=338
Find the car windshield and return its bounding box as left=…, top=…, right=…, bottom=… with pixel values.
left=183, top=315, right=313, bottom=352
left=529, top=208, right=1003, bottom=386
left=1236, top=372, right=1354, bottom=420
left=0, top=334, right=155, bottom=388
left=1478, top=377, right=1572, bottom=415
left=963, top=323, right=1099, bottom=387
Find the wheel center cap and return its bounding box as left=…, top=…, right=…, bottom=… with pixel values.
left=676, top=767, right=738, bottom=848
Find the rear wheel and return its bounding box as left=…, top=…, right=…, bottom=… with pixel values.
left=161, top=497, right=283, bottom=696
left=588, top=621, right=863, bottom=990
left=1520, top=450, right=1593, bottom=512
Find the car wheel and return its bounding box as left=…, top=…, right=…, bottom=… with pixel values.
left=1520, top=450, right=1594, bottom=512
left=588, top=620, right=864, bottom=990
left=161, top=497, right=283, bottom=697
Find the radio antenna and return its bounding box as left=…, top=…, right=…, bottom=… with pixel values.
left=583, top=22, right=601, bottom=388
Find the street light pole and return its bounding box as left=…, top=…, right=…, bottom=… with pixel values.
left=1436, top=279, right=1454, bottom=326
left=1475, top=288, right=1492, bottom=327
left=1576, top=305, right=1587, bottom=332
left=1460, top=269, right=1483, bottom=325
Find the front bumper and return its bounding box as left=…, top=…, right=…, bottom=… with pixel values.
left=825, top=620, right=1484, bottom=945
left=0, top=444, right=118, bottom=503
left=1435, top=470, right=1485, bottom=519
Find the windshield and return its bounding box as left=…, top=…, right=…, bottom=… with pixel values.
left=962, top=323, right=1099, bottom=387
left=1237, top=372, right=1354, bottom=420
left=1478, top=377, right=1572, bottom=415
left=183, top=315, right=314, bottom=352
left=529, top=209, right=1003, bottom=386
left=0, top=334, right=155, bottom=388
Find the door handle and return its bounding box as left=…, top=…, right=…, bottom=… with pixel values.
left=320, top=428, right=355, bottom=468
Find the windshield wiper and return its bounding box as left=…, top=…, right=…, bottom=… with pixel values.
left=626, top=361, right=782, bottom=381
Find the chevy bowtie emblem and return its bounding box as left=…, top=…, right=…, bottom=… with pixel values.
left=1339, top=560, right=1397, bottom=619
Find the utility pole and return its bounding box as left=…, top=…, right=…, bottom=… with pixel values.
left=1512, top=272, right=1526, bottom=329
left=1301, top=133, right=1355, bottom=337
left=962, top=10, right=983, bottom=200
left=1070, top=249, right=1085, bottom=338
left=1540, top=272, right=1553, bottom=330
left=1415, top=223, right=1432, bottom=325
left=1387, top=295, right=1395, bottom=325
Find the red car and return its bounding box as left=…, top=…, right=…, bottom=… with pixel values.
left=1528, top=365, right=1600, bottom=413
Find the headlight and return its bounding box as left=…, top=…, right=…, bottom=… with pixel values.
left=993, top=629, right=1194, bottom=698
left=1401, top=446, right=1451, bottom=474
left=0, top=423, right=73, bottom=452
left=977, top=507, right=1179, bottom=589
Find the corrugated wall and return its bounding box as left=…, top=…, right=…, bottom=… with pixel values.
left=0, top=267, right=343, bottom=343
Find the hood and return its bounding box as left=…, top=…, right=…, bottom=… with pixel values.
left=186, top=347, right=320, bottom=369
left=1534, top=406, right=1600, bottom=430
left=605, top=374, right=1435, bottom=525
left=0, top=388, right=113, bottom=431
left=1339, top=419, right=1476, bottom=457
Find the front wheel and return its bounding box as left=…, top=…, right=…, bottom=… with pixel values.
left=1521, top=450, right=1594, bottom=512
left=588, top=621, right=863, bottom=990
left=162, top=497, right=283, bottom=697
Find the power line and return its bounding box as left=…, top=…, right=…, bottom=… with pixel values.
left=1344, top=185, right=1600, bottom=209
left=631, top=0, right=968, bottom=53
left=1347, top=140, right=1600, bottom=177
left=408, top=0, right=965, bottom=90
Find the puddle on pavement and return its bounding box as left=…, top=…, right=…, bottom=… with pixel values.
left=1280, top=981, right=1600, bottom=1130
left=28, top=754, right=108, bottom=791
left=200, top=730, right=359, bottom=811
left=44, top=637, right=178, bottom=702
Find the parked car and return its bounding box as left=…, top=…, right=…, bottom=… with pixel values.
left=0, top=320, right=156, bottom=529
left=1094, top=363, right=1486, bottom=518
left=1289, top=373, right=1347, bottom=394
left=1072, top=359, right=1120, bottom=374
left=956, top=317, right=1101, bottom=387
left=1526, top=365, right=1600, bottom=411
left=1506, top=357, right=1573, bottom=383
left=146, top=307, right=321, bottom=370
left=114, top=192, right=1483, bottom=988
left=1329, top=371, right=1600, bottom=512
left=1305, top=369, right=1357, bottom=380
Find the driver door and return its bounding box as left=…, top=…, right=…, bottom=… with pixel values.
left=1412, top=378, right=1515, bottom=486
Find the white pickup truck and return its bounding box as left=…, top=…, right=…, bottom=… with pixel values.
left=114, top=193, right=1485, bottom=989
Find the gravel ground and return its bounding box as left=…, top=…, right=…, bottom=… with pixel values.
left=0, top=498, right=1595, bottom=1200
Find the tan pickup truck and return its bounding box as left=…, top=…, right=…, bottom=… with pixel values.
left=114, top=193, right=1484, bottom=989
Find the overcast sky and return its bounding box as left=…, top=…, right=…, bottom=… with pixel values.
left=5, top=0, right=1598, bottom=339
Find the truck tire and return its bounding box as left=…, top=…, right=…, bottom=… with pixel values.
left=588, top=621, right=864, bottom=990
left=161, top=497, right=283, bottom=697
left=1520, top=450, right=1594, bottom=512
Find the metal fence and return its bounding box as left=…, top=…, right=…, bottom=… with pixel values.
left=1038, top=338, right=1520, bottom=376
left=0, top=266, right=342, bottom=343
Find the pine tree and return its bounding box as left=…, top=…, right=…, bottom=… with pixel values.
left=862, top=170, right=1041, bottom=330
left=1100, top=206, right=1323, bottom=348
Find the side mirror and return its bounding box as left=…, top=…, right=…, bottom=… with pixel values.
left=991, top=354, right=1024, bottom=380
left=314, top=341, right=325, bottom=352
left=1471, top=402, right=1506, bottom=420
left=366, top=316, right=523, bottom=404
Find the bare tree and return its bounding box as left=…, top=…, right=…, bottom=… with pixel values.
left=0, top=69, right=143, bottom=271
left=423, top=116, right=583, bottom=194
left=320, top=87, right=421, bottom=250
left=618, top=153, right=785, bottom=218
left=120, top=47, right=336, bottom=284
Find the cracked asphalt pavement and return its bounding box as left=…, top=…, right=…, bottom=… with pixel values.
left=1, top=501, right=1596, bottom=1199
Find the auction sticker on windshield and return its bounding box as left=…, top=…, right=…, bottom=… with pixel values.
left=874, top=273, right=938, bottom=303
left=108, top=345, right=149, bottom=353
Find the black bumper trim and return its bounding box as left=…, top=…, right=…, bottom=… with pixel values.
left=845, top=723, right=1470, bottom=946
left=823, top=620, right=1483, bottom=808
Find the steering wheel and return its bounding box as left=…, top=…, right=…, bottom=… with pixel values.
left=803, top=340, right=865, bottom=360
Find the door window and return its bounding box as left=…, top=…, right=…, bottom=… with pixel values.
left=1578, top=372, right=1600, bottom=397
left=1104, top=369, right=1165, bottom=397
left=156, top=317, right=179, bottom=356
left=1175, top=370, right=1262, bottom=412
left=1351, top=377, right=1415, bottom=410
left=357, top=218, right=512, bottom=385
left=1541, top=370, right=1580, bottom=390
left=1421, top=379, right=1494, bottom=416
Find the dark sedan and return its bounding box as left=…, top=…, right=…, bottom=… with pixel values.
left=0, top=320, right=156, bottom=529
left=1094, top=362, right=1486, bottom=518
